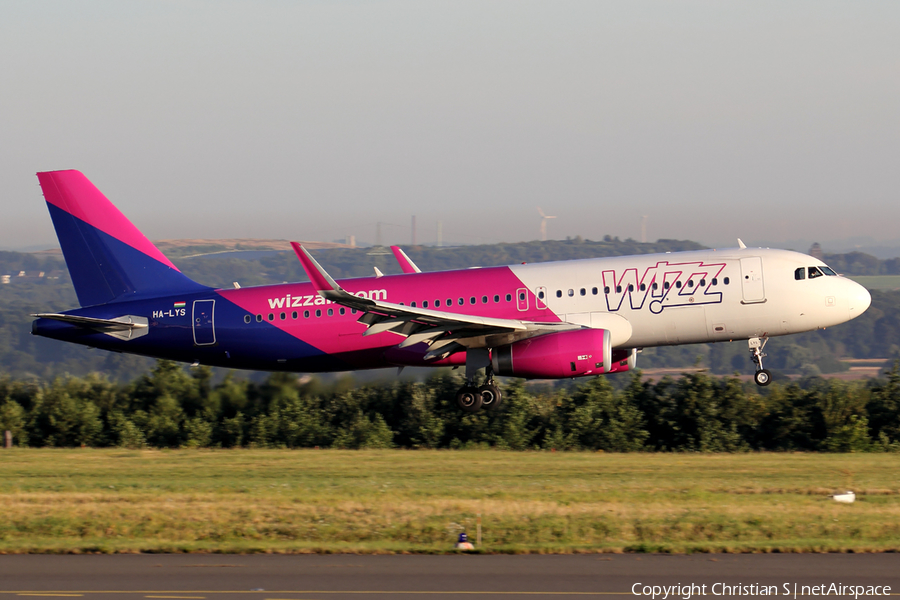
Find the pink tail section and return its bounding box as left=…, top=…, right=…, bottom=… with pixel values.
left=37, top=170, right=207, bottom=306
left=38, top=170, right=179, bottom=271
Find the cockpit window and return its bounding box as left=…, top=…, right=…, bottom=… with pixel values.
left=794, top=267, right=806, bottom=280
left=808, top=266, right=824, bottom=279
left=820, top=266, right=837, bottom=276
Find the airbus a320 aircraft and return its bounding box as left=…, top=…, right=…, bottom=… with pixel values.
left=32, top=170, right=872, bottom=412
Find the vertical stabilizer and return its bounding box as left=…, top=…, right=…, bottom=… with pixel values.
left=37, top=170, right=208, bottom=307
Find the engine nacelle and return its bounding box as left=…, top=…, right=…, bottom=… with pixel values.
left=491, top=329, right=612, bottom=379
left=606, top=348, right=638, bottom=373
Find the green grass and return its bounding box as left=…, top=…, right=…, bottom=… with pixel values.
left=1, top=449, right=899, bottom=554
left=848, top=275, right=900, bottom=290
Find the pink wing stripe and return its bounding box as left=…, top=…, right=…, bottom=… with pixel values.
left=37, top=170, right=179, bottom=271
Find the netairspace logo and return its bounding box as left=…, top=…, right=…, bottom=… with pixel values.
left=631, top=583, right=892, bottom=600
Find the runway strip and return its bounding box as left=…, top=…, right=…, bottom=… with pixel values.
left=1, top=554, right=898, bottom=600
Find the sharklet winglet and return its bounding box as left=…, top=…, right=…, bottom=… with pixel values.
left=390, top=246, right=422, bottom=274
left=290, top=242, right=376, bottom=307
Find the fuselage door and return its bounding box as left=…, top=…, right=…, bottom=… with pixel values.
left=516, top=288, right=529, bottom=311
left=535, top=286, right=548, bottom=309
left=192, top=299, right=216, bottom=345
left=739, top=257, right=766, bottom=303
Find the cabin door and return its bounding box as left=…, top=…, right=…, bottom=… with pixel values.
left=739, top=257, right=766, bottom=303
left=192, top=300, right=216, bottom=345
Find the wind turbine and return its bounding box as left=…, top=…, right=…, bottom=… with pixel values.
left=537, top=207, right=556, bottom=241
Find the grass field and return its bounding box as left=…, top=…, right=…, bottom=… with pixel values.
left=848, top=275, right=900, bottom=290
left=1, top=449, right=899, bottom=554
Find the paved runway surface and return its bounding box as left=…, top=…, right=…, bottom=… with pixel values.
left=1, top=554, right=898, bottom=599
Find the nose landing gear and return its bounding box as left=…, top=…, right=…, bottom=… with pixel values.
left=749, top=336, right=771, bottom=386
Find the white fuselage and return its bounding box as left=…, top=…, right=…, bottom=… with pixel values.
left=509, top=247, right=870, bottom=349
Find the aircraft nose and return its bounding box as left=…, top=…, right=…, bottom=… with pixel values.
left=848, top=282, right=871, bottom=319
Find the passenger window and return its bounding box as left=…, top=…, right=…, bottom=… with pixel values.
left=640, top=283, right=646, bottom=291
left=556, top=290, right=562, bottom=298
left=664, top=282, right=670, bottom=290
left=327, top=308, right=333, bottom=316
left=268, top=313, right=274, bottom=321
left=676, top=281, right=682, bottom=289
left=256, top=314, right=262, bottom=322
left=340, top=308, right=345, bottom=315
left=711, top=278, right=717, bottom=286
left=435, top=299, right=441, bottom=307
left=795, top=268, right=806, bottom=280
left=411, top=301, right=416, bottom=307
left=628, top=284, right=634, bottom=292
left=519, top=292, right=526, bottom=300
left=616, top=285, right=622, bottom=293
left=482, top=295, right=488, bottom=303
left=700, top=279, right=705, bottom=286
left=808, top=267, right=823, bottom=279
left=506, top=294, right=512, bottom=302
left=447, top=298, right=452, bottom=306
left=458, top=298, right=464, bottom=305
left=280, top=312, right=286, bottom=320
left=592, top=287, right=598, bottom=295
left=315, top=309, right=321, bottom=317
left=568, top=289, right=574, bottom=297
left=652, top=283, right=658, bottom=290
left=422, top=301, right=428, bottom=308
left=604, top=286, right=610, bottom=294
left=724, top=277, right=730, bottom=285
left=304, top=310, right=310, bottom=318
left=470, top=297, right=476, bottom=304
left=580, top=288, right=586, bottom=296
left=352, top=309, right=357, bottom=314
left=538, top=290, right=545, bottom=299
left=687, top=280, right=694, bottom=288
left=292, top=311, right=298, bottom=319
left=244, top=315, right=251, bottom=324
left=493, top=295, right=500, bottom=302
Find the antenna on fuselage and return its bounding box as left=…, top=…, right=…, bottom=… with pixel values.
left=738, top=238, right=747, bottom=249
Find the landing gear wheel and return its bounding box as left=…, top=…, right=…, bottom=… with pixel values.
left=754, top=369, right=772, bottom=387
left=478, top=384, right=503, bottom=411
left=456, top=386, right=483, bottom=412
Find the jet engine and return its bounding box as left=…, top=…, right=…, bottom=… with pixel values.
left=491, top=329, right=612, bottom=379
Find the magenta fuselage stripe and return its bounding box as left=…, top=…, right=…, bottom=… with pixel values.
left=217, top=266, right=561, bottom=356
left=37, top=171, right=180, bottom=272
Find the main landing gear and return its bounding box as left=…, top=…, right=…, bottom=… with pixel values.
left=749, top=336, right=772, bottom=386
left=456, top=348, right=503, bottom=413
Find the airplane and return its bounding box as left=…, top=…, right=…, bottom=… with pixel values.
left=31, top=170, right=872, bottom=412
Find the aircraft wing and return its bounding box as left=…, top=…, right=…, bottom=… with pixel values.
left=390, top=246, right=422, bottom=273
left=291, top=243, right=578, bottom=359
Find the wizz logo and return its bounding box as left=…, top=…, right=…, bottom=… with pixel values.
left=602, top=261, right=727, bottom=314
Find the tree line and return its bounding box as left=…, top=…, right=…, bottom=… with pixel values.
left=2, top=361, right=899, bottom=452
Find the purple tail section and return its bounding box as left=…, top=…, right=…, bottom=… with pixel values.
left=37, top=170, right=208, bottom=307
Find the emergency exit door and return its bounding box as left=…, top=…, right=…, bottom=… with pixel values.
left=739, top=257, right=766, bottom=304
left=192, top=299, right=216, bottom=345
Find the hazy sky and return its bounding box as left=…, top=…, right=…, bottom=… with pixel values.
left=2, top=1, right=898, bottom=251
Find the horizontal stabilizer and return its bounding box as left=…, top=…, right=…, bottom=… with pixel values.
left=32, top=313, right=149, bottom=340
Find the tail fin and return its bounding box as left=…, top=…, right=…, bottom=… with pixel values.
left=37, top=170, right=208, bottom=307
